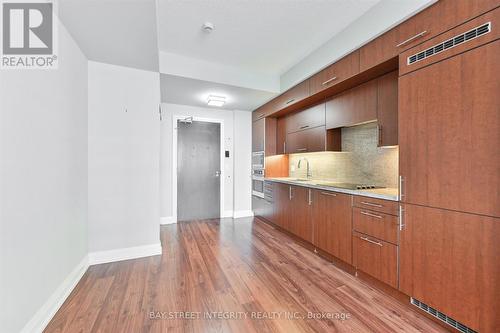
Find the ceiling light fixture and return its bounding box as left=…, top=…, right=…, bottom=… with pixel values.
left=207, top=95, right=226, bottom=107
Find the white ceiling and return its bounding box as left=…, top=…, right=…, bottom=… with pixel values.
left=58, top=0, right=159, bottom=71
left=160, top=74, right=277, bottom=111
left=157, top=0, right=380, bottom=75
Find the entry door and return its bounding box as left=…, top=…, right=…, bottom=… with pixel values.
left=177, top=120, right=221, bottom=221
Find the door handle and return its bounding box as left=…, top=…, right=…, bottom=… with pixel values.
left=215, top=170, right=221, bottom=177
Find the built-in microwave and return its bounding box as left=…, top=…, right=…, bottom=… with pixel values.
left=252, top=169, right=265, bottom=198
left=252, top=151, right=265, bottom=170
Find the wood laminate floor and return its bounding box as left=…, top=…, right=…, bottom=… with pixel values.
left=45, top=217, right=448, bottom=333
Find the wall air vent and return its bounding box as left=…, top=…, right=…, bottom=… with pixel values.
left=407, top=22, right=491, bottom=65
left=410, top=297, right=477, bottom=333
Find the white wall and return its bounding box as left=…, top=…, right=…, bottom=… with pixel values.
left=280, top=0, right=435, bottom=90
left=160, top=103, right=252, bottom=220
left=88, top=61, right=161, bottom=251
left=233, top=111, right=253, bottom=217
left=0, top=21, right=88, bottom=333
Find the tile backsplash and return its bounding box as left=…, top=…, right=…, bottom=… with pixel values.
left=289, top=122, right=398, bottom=187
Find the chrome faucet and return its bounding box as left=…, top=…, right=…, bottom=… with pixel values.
left=297, top=157, right=312, bottom=179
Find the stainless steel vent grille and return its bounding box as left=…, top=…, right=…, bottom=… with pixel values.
left=410, top=297, right=477, bottom=333
left=407, top=22, right=491, bottom=65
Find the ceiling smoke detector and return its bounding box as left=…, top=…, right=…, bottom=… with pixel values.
left=202, top=22, right=215, bottom=33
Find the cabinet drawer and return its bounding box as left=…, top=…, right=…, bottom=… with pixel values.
left=353, top=196, right=398, bottom=216
left=353, top=232, right=398, bottom=288
left=399, top=8, right=500, bottom=75
left=310, top=51, right=359, bottom=95
left=352, top=207, right=398, bottom=244
left=285, top=103, right=325, bottom=134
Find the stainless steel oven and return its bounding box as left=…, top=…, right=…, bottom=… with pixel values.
left=252, top=151, right=265, bottom=170
left=252, top=169, right=265, bottom=198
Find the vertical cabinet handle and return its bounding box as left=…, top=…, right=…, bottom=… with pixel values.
left=308, top=189, right=312, bottom=205
left=399, top=175, right=405, bottom=201
left=289, top=186, right=292, bottom=200
left=398, top=205, right=405, bottom=231
left=377, top=125, right=382, bottom=146
left=283, top=141, right=286, bottom=154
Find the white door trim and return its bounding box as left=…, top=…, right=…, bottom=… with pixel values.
left=172, top=115, right=225, bottom=222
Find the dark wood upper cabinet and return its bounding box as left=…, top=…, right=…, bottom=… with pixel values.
left=376, top=70, right=398, bottom=147
left=312, top=190, right=352, bottom=264
left=399, top=40, right=499, bottom=217
left=274, top=80, right=310, bottom=113
left=276, top=117, right=287, bottom=155
left=286, top=126, right=326, bottom=154
left=399, top=204, right=500, bottom=333
left=285, top=103, right=325, bottom=134
left=359, top=0, right=499, bottom=72
left=252, top=117, right=277, bottom=155
left=399, top=8, right=500, bottom=76
left=325, top=78, right=377, bottom=129
left=310, top=51, right=360, bottom=95
left=252, top=117, right=265, bottom=152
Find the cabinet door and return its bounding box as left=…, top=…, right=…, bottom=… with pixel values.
left=310, top=51, right=360, bottom=95
left=275, top=80, right=310, bottom=112
left=399, top=41, right=499, bottom=217
left=274, top=183, right=290, bottom=230
left=376, top=70, right=398, bottom=147
left=286, top=126, right=326, bottom=154
left=285, top=103, right=325, bottom=134
left=252, top=117, right=265, bottom=152
left=399, top=204, right=500, bottom=333
left=289, top=186, right=312, bottom=242
left=359, top=28, right=399, bottom=72
left=276, top=117, right=287, bottom=154
left=312, top=190, right=352, bottom=264
left=325, top=78, right=377, bottom=129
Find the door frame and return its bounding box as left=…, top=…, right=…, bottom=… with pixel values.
left=172, top=115, right=225, bottom=222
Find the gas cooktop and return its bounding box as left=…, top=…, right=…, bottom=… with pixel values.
left=313, top=181, right=385, bottom=190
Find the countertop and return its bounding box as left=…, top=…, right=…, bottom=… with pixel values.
left=265, top=177, right=399, bottom=201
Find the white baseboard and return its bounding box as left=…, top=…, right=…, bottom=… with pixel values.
left=222, top=210, right=234, bottom=218
left=88, top=243, right=162, bottom=266
left=21, top=255, right=89, bottom=333
left=233, top=210, right=254, bottom=218
left=160, top=216, right=176, bottom=225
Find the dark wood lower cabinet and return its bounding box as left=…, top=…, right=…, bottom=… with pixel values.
left=311, top=190, right=352, bottom=264
left=352, top=231, right=398, bottom=289
left=399, top=204, right=500, bottom=333
left=288, top=186, right=313, bottom=242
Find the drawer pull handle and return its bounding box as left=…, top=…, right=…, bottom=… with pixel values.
left=285, top=98, right=295, bottom=105
left=299, top=125, right=309, bottom=129
left=396, top=30, right=428, bottom=47
left=360, top=201, right=383, bottom=208
left=296, top=148, right=307, bottom=152
left=360, top=211, right=382, bottom=219
left=322, top=76, right=337, bottom=85
left=360, top=236, right=383, bottom=247
left=320, top=192, right=337, bottom=197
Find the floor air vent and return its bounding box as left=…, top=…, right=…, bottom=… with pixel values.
left=410, top=297, right=477, bottom=333
left=407, top=22, right=491, bottom=65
